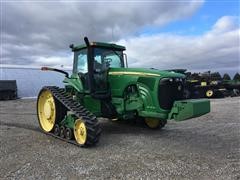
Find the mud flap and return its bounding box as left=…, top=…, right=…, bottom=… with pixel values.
left=168, top=99, right=210, bottom=121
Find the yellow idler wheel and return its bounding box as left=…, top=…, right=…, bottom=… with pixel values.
left=206, top=89, right=213, bottom=98
left=74, top=119, right=87, bottom=145
left=144, top=118, right=161, bottom=129
left=37, top=89, right=56, bottom=132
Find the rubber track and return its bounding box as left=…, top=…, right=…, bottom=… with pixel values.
left=42, top=86, right=102, bottom=147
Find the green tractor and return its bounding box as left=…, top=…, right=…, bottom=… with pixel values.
left=37, top=37, right=210, bottom=147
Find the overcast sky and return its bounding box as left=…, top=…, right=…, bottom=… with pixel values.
left=1, top=0, right=239, bottom=76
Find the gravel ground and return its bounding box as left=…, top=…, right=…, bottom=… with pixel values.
left=0, top=97, right=239, bottom=180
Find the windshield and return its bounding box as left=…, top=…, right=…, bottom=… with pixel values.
left=94, top=48, right=124, bottom=68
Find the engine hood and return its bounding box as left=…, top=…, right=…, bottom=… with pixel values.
left=109, top=67, right=185, bottom=79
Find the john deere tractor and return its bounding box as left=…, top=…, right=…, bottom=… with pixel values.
left=37, top=37, right=210, bottom=147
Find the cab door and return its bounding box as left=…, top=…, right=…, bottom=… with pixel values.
left=92, top=49, right=110, bottom=95
left=91, top=48, right=123, bottom=98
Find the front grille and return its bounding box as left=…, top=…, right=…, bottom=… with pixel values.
left=158, top=78, right=184, bottom=110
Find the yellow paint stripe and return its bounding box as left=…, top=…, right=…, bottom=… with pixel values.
left=109, top=71, right=161, bottom=77
left=189, top=80, right=198, bottom=82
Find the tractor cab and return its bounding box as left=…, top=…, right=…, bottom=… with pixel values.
left=71, top=37, right=126, bottom=99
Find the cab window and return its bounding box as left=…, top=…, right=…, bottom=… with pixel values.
left=75, top=49, right=88, bottom=73
left=94, top=48, right=124, bottom=68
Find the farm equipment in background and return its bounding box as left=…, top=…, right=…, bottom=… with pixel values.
left=222, top=79, right=240, bottom=97
left=37, top=37, right=210, bottom=147
left=185, top=71, right=225, bottom=98
left=168, top=70, right=240, bottom=99
left=0, top=80, right=17, bottom=100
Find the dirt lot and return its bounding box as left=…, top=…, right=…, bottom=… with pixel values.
left=0, top=97, right=239, bottom=179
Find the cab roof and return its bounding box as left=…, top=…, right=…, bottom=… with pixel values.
left=73, top=42, right=126, bottom=51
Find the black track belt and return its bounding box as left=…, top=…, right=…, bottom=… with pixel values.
left=40, top=86, right=101, bottom=147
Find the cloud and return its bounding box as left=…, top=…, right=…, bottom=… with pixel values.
left=34, top=54, right=73, bottom=69
left=2, top=2, right=239, bottom=75
left=116, top=16, right=240, bottom=74
left=211, top=16, right=239, bottom=34
left=1, top=1, right=203, bottom=66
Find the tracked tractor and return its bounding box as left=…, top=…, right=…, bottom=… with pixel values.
left=37, top=37, right=210, bottom=147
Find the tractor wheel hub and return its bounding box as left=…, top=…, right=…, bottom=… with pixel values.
left=44, top=101, right=53, bottom=119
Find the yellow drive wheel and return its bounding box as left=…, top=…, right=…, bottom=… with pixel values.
left=206, top=89, right=213, bottom=97
left=144, top=118, right=161, bottom=129
left=37, top=89, right=56, bottom=132
left=74, top=119, right=87, bottom=145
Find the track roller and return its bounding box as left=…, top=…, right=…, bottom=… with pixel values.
left=60, top=126, right=65, bottom=138
left=65, top=127, right=73, bottom=140
left=53, top=124, right=60, bottom=136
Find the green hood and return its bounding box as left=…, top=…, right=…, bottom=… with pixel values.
left=109, top=67, right=185, bottom=78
